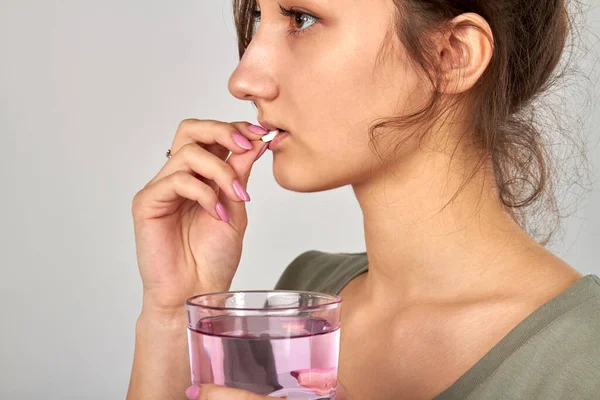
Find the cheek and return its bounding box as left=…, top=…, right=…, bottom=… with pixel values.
left=308, top=24, right=418, bottom=110
left=278, top=16, right=426, bottom=182
left=284, top=37, right=386, bottom=145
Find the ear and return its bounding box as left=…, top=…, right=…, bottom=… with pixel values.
left=437, top=13, right=494, bottom=94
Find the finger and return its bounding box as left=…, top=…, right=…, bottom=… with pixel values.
left=230, top=121, right=270, bottom=142
left=171, top=119, right=268, bottom=162
left=163, top=119, right=268, bottom=194
left=148, top=143, right=249, bottom=204
left=134, top=171, right=225, bottom=222
left=217, top=140, right=267, bottom=226
left=199, top=134, right=264, bottom=193
left=226, top=141, right=268, bottom=184
left=190, top=384, right=281, bottom=400
left=291, top=368, right=337, bottom=396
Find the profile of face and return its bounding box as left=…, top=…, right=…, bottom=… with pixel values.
left=228, top=0, right=436, bottom=193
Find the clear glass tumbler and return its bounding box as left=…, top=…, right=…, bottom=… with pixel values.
left=186, top=290, right=342, bottom=400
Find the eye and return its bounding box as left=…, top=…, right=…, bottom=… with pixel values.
left=251, top=6, right=320, bottom=37
left=252, top=9, right=261, bottom=36
left=279, top=6, right=319, bottom=36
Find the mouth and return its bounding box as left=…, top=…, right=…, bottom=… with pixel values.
left=257, top=120, right=281, bottom=131
left=258, top=119, right=289, bottom=133
left=261, top=129, right=289, bottom=143
left=257, top=120, right=290, bottom=144
left=264, top=130, right=291, bottom=149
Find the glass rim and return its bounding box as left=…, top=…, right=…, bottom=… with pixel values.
left=185, top=289, right=342, bottom=312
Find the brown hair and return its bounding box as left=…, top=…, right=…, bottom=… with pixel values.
left=232, top=0, right=591, bottom=244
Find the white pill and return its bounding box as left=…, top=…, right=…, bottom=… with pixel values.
left=261, top=130, right=280, bottom=142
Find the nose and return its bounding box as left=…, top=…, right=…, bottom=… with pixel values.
left=228, top=33, right=279, bottom=103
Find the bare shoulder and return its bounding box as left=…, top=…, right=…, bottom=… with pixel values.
left=511, top=245, right=584, bottom=305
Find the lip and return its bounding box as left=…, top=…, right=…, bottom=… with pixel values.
left=258, top=120, right=283, bottom=132
left=268, top=131, right=290, bottom=150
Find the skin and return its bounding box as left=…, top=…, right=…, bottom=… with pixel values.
left=128, top=0, right=583, bottom=399
left=229, top=0, right=583, bottom=398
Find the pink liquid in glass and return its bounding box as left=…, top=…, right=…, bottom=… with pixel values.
left=188, top=314, right=340, bottom=399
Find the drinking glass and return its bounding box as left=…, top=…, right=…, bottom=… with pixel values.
left=186, top=290, right=342, bottom=400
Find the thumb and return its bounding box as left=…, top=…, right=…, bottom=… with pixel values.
left=228, top=139, right=268, bottom=187
left=227, top=121, right=271, bottom=186
left=219, top=137, right=268, bottom=223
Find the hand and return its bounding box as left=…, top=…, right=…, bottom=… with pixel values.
left=183, top=370, right=350, bottom=400
left=185, top=384, right=287, bottom=400
left=291, top=368, right=336, bottom=396
left=131, top=119, right=269, bottom=315
left=291, top=369, right=352, bottom=400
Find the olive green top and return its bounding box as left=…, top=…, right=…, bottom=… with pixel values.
left=274, top=250, right=600, bottom=399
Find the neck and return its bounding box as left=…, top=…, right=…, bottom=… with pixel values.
left=351, top=141, right=541, bottom=307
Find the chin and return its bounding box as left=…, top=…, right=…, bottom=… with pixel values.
left=272, top=161, right=350, bottom=193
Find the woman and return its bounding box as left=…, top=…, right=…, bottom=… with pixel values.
left=127, top=0, right=600, bottom=399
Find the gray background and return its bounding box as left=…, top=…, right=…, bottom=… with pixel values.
left=1, top=1, right=599, bottom=399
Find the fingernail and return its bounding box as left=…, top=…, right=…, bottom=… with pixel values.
left=186, top=384, right=201, bottom=400
left=233, top=133, right=253, bottom=150
left=233, top=180, right=251, bottom=202
left=215, top=202, right=229, bottom=222
left=255, top=143, right=269, bottom=161
left=290, top=371, right=299, bottom=379
left=249, top=124, right=269, bottom=135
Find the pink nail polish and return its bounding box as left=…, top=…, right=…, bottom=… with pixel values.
left=255, top=143, right=269, bottom=161
left=233, top=180, right=251, bottom=202
left=186, top=384, right=201, bottom=400
left=249, top=124, right=269, bottom=135
left=215, top=202, right=229, bottom=222
left=233, top=133, right=253, bottom=150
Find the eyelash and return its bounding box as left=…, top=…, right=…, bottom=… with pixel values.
left=252, top=5, right=320, bottom=37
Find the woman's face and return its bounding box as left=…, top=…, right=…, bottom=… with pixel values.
left=228, top=0, right=432, bottom=192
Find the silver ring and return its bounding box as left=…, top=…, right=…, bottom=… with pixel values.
left=166, top=149, right=172, bottom=159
